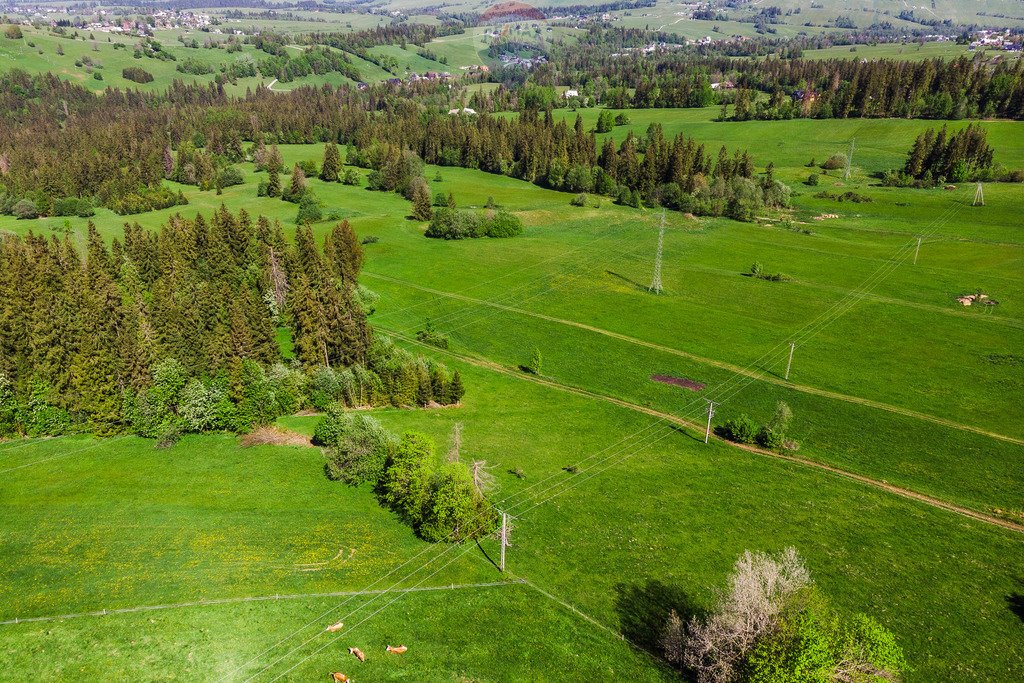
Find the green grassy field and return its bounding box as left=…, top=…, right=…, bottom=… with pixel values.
left=2, top=358, right=1023, bottom=680
left=1, top=106, right=1023, bottom=679
left=0, top=24, right=477, bottom=95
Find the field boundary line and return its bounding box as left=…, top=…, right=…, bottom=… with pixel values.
left=367, top=272, right=1024, bottom=447
left=0, top=580, right=525, bottom=627
left=387, top=330, right=1024, bottom=535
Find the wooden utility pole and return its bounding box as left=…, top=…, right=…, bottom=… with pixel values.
left=913, top=237, right=922, bottom=265
left=704, top=401, right=715, bottom=444
left=785, top=342, right=795, bottom=380
left=499, top=512, right=509, bottom=572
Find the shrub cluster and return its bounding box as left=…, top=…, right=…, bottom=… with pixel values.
left=1, top=192, right=97, bottom=220
left=378, top=431, right=499, bottom=542
left=0, top=375, right=74, bottom=438
left=813, top=190, right=872, bottom=203
left=108, top=186, right=188, bottom=215
left=663, top=548, right=906, bottom=682
left=312, top=413, right=499, bottom=543
left=424, top=208, right=524, bottom=240
left=721, top=401, right=795, bottom=450
left=119, top=342, right=463, bottom=441
left=749, top=262, right=790, bottom=282
left=314, top=407, right=397, bottom=484
left=306, top=338, right=464, bottom=411
left=123, top=359, right=305, bottom=437
left=121, top=66, right=154, bottom=83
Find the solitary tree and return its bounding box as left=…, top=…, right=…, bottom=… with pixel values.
left=411, top=179, right=433, bottom=221
left=320, top=142, right=341, bottom=182
left=287, top=164, right=307, bottom=201
left=266, top=166, right=281, bottom=197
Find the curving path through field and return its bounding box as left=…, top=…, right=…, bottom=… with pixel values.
left=366, top=273, right=1024, bottom=447
left=385, top=329, right=1024, bottom=535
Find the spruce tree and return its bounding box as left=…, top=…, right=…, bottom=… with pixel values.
left=411, top=179, right=433, bottom=221
left=267, top=166, right=281, bottom=197
left=287, top=165, right=307, bottom=201
left=320, top=142, right=341, bottom=182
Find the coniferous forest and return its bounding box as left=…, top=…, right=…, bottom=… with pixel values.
left=0, top=209, right=464, bottom=439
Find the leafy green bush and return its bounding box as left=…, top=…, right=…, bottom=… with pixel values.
left=416, top=321, right=450, bottom=350
left=821, top=154, right=847, bottom=170
left=122, top=66, right=154, bottom=83
left=12, top=199, right=38, bottom=219
left=485, top=210, right=524, bottom=238
left=53, top=196, right=94, bottom=217
left=419, top=462, right=499, bottom=542
left=425, top=208, right=523, bottom=240
left=20, top=380, right=73, bottom=437
left=295, top=192, right=322, bottom=224
left=756, top=425, right=786, bottom=450
left=376, top=430, right=499, bottom=542
left=0, top=373, right=19, bottom=438
left=218, top=166, right=244, bottom=187
left=722, top=415, right=758, bottom=444
left=379, top=431, right=434, bottom=525
left=316, top=408, right=397, bottom=485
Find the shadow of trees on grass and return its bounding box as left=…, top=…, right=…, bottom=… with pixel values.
left=1008, top=579, right=1024, bottom=623
left=614, top=579, right=704, bottom=660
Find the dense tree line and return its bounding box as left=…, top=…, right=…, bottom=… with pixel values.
left=0, top=207, right=462, bottom=437
left=257, top=45, right=361, bottom=83
left=880, top=123, right=1020, bottom=186
left=509, top=28, right=1024, bottom=119
left=307, top=23, right=465, bottom=52
left=0, top=70, right=780, bottom=221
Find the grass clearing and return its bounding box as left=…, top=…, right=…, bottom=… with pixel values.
left=1, top=105, right=1022, bottom=679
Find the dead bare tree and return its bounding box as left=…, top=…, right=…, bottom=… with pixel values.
left=683, top=547, right=811, bottom=683
left=446, top=422, right=463, bottom=463
left=470, top=459, right=496, bottom=496
left=661, top=609, right=686, bottom=666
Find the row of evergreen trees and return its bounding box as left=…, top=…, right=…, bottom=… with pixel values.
left=0, top=208, right=461, bottom=437
left=528, top=28, right=1024, bottom=119
left=0, top=73, right=774, bottom=220
left=884, top=123, right=998, bottom=186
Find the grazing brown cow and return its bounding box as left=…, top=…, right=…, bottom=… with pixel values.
left=329, top=673, right=349, bottom=683
left=325, top=621, right=344, bottom=633
left=348, top=647, right=365, bottom=662
left=386, top=645, right=407, bottom=654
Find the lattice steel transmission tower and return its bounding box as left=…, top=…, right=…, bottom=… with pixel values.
left=973, top=182, right=984, bottom=206
left=648, top=210, right=666, bottom=294
left=845, top=138, right=855, bottom=180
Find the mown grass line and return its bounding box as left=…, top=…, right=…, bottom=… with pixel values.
left=368, top=272, right=1024, bottom=447
left=385, top=328, right=1024, bottom=534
